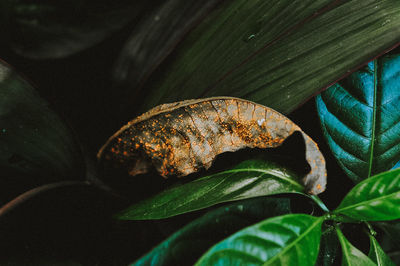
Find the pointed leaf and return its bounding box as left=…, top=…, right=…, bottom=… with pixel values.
left=113, top=0, right=223, bottom=92
left=132, top=197, right=291, bottom=266
left=195, top=214, right=323, bottom=266
left=334, top=168, right=400, bottom=221
left=336, top=227, right=376, bottom=266
left=117, top=159, right=305, bottom=220
left=368, top=234, right=395, bottom=266
left=128, top=0, right=400, bottom=115
left=0, top=0, right=155, bottom=59
left=0, top=60, right=84, bottom=201
left=316, top=51, right=400, bottom=182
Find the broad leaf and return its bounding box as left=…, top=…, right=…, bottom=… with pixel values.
left=117, top=159, right=305, bottom=220
left=316, top=51, right=400, bottom=182
left=0, top=60, right=84, bottom=203
left=132, top=197, right=291, bottom=266
left=368, top=234, right=395, bottom=266
left=195, top=214, right=323, bottom=266
left=334, top=168, right=400, bottom=221
left=128, top=0, right=400, bottom=115
left=0, top=0, right=157, bottom=59
left=336, top=227, right=375, bottom=266
left=113, top=0, right=223, bottom=92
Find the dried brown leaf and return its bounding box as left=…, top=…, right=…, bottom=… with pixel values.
left=98, top=97, right=326, bottom=194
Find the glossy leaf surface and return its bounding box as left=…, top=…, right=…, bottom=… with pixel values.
left=195, top=214, right=323, bottom=266
left=132, top=197, right=291, bottom=266
left=117, top=159, right=305, bottom=220
left=334, top=169, right=400, bottom=221
left=0, top=60, right=84, bottom=202
left=0, top=0, right=156, bottom=59
left=113, top=0, right=223, bottom=92
left=316, top=51, right=400, bottom=182
left=336, top=227, right=375, bottom=266
left=132, top=0, right=400, bottom=115
left=368, top=234, right=395, bottom=266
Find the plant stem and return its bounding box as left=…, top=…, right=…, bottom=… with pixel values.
left=310, top=195, right=330, bottom=212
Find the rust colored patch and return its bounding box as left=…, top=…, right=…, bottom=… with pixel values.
left=97, top=97, right=326, bottom=194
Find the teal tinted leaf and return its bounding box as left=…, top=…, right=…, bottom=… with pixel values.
left=334, top=169, right=400, bottom=221
left=316, top=51, right=400, bottom=182
left=195, top=214, right=323, bottom=266
left=336, top=227, right=375, bottom=266
left=131, top=0, right=400, bottom=115
left=117, top=159, right=305, bottom=220
left=0, top=0, right=154, bottom=59
left=113, top=0, right=222, bottom=93
left=0, top=60, right=84, bottom=201
left=132, top=197, right=291, bottom=266
left=368, top=234, right=395, bottom=266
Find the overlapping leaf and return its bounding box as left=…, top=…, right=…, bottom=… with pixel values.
left=336, top=227, right=375, bottom=266
left=334, top=169, right=400, bottom=221
left=132, top=197, right=291, bottom=266
left=123, top=0, right=400, bottom=115
left=368, top=234, right=395, bottom=266
left=113, top=0, right=223, bottom=93
left=0, top=0, right=157, bottom=59
left=195, top=214, right=323, bottom=266
left=0, top=60, right=84, bottom=202
left=317, top=51, right=400, bottom=182
left=117, top=160, right=305, bottom=220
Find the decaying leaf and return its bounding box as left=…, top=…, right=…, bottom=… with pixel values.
left=98, top=97, right=326, bottom=194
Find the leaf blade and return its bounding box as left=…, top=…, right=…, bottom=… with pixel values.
left=333, top=168, right=400, bottom=221
left=128, top=0, right=400, bottom=116
left=368, top=234, right=395, bottom=266
left=194, top=214, right=323, bottom=266
left=117, top=159, right=305, bottom=220
left=316, top=51, right=400, bottom=182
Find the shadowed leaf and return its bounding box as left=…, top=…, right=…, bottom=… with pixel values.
left=368, top=234, right=395, bottom=266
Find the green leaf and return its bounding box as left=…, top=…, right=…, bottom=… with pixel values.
left=336, top=227, right=376, bottom=266
left=0, top=60, right=84, bottom=202
left=316, top=51, right=400, bottom=183
left=132, top=197, right=291, bottom=266
left=195, top=214, right=323, bottom=266
left=0, top=0, right=155, bottom=59
left=113, top=0, right=222, bottom=93
left=333, top=168, right=400, bottom=221
left=368, top=234, right=395, bottom=266
left=316, top=225, right=340, bottom=266
left=130, top=0, right=400, bottom=115
left=117, top=159, right=305, bottom=220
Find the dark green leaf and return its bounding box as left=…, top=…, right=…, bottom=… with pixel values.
left=0, top=60, right=84, bottom=202
left=316, top=51, right=400, bottom=182
left=336, top=227, right=375, bottom=266
left=333, top=169, right=400, bottom=221
left=316, top=225, right=340, bottom=266
left=0, top=0, right=157, bottom=59
left=195, top=214, right=323, bottom=266
left=132, top=197, right=291, bottom=266
left=117, top=159, right=305, bottom=220
left=113, top=0, right=223, bottom=93
left=130, top=0, right=400, bottom=115
left=368, top=234, right=395, bottom=266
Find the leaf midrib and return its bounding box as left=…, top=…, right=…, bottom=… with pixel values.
left=263, top=216, right=323, bottom=265
left=334, top=190, right=400, bottom=216
left=367, top=59, right=378, bottom=178
left=209, top=167, right=304, bottom=190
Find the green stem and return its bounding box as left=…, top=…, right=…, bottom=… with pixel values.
left=310, top=195, right=330, bottom=212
